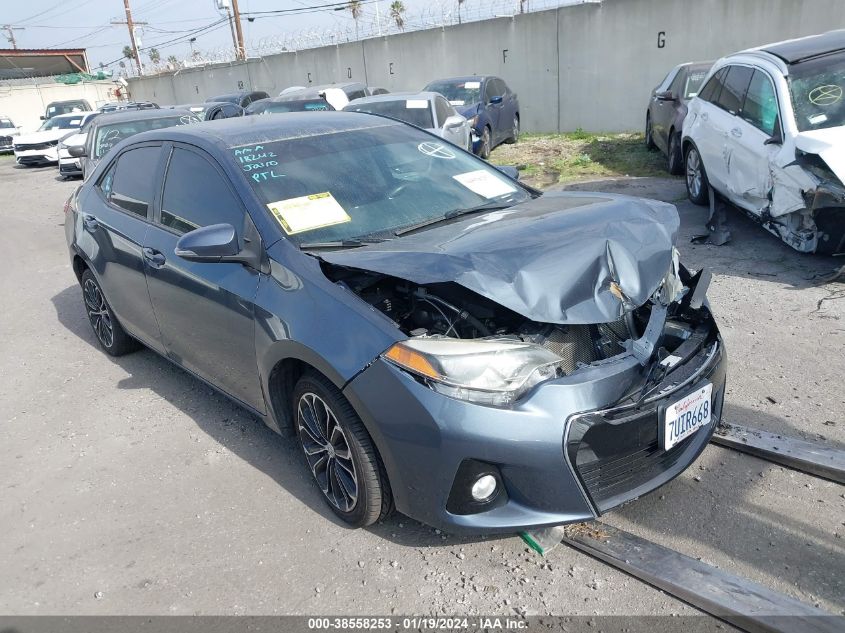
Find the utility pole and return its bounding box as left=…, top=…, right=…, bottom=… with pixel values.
left=110, top=1, right=147, bottom=75
left=230, top=0, right=245, bottom=60
left=2, top=24, right=24, bottom=49
left=226, top=7, right=238, bottom=58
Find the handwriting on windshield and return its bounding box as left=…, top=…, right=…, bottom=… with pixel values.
left=233, top=144, right=284, bottom=182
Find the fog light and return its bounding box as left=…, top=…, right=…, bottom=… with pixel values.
left=471, top=474, right=497, bottom=501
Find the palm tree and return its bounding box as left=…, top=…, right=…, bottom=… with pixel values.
left=519, top=0, right=528, bottom=13
left=148, top=47, right=160, bottom=64
left=122, top=45, right=134, bottom=60
left=457, top=0, right=466, bottom=25
left=348, top=1, right=362, bottom=39
left=389, top=1, right=405, bottom=31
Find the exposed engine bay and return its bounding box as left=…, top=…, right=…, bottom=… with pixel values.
left=323, top=260, right=709, bottom=378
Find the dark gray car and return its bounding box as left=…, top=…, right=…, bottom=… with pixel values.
left=65, top=113, right=726, bottom=533
left=645, top=62, right=712, bottom=174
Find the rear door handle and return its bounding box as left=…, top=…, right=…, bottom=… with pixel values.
left=82, top=214, right=98, bottom=231
left=730, top=127, right=743, bottom=138
left=142, top=247, right=166, bottom=268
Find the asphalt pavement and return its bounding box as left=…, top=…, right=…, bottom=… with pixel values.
left=0, top=157, right=842, bottom=618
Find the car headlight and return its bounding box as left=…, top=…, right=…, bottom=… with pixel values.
left=383, top=337, right=563, bottom=406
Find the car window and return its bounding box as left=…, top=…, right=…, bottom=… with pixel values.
left=741, top=70, right=779, bottom=136
left=425, top=80, right=481, bottom=106
left=656, top=67, right=680, bottom=92
left=346, top=88, right=367, bottom=101
left=787, top=49, right=845, bottom=132
left=98, top=160, right=117, bottom=198
left=716, top=65, right=754, bottom=114
left=434, top=97, right=452, bottom=126
left=698, top=67, right=728, bottom=103
left=668, top=70, right=687, bottom=97
left=683, top=68, right=709, bottom=99
left=93, top=114, right=199, bottom=159
left=160, top=148, right=244, bottom=235
left=108, top=146, right=161, bottom=218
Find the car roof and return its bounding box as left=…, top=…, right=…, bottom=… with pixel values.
left=676, top=61, right=713, bottom=71
left=91, top=108, right=194, bottom=126
left=426, top=76, right=489, bottom=84
left=345, top=92, right=440, bottom=106
left=756, top=29, right=845, bottom=64
left=123, top=111, right=401, bottom=150
left=47, top=99, right=89, bottom=105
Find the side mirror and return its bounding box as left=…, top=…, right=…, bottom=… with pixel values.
left=68, top=145, right=87, bottom=158
left=495, top=165, right=520, bottom=180
left=443, top=115, right=465, bottom=130
left=655, top=90, right=675, bottom=101
left=489, top=95, right=503, bottom=105
left=40, top=115, right=46, bottom=120
left=175, top=223, right=240, bottom=262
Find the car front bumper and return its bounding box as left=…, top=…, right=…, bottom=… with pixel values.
left=15, top=146, right=59, bottom=165
left=58, top=151, right=82, bottom=176
left=343, top=314, right=726, bottom=534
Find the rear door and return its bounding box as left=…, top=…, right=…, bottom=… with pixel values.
left=725, top=69, right=781, bottom=214
left=485, top=78, right=506, bottom=144
left=142, top=144, right=265, bottom=411
left=77, top=145, right=165, bottom=352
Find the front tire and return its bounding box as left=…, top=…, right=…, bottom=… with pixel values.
left=294, top=372, right=392, bottom=527
left=478, top=126, right=492, bottom=159
left=645, top=113, right=656, bottom=150
left=685, top=144, right=709, bottom=205
left=80, top=269, right=140, bottom=356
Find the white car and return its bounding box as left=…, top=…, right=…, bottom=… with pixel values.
left=344, top=92, right=472, bottom=151
left=14, top=112, right=97, bottom=167
left=0, top=115, right=20, bottom=153
left=58, top=115, right=100, bottom=179
left=683, top=29, right=845, bottom=255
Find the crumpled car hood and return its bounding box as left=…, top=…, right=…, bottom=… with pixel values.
left=795, top=125, right=845, bottom=181
left=320, top=192, right=679, bottom=325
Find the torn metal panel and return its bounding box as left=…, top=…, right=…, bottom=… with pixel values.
left=319, top=192, right=680, bottom=325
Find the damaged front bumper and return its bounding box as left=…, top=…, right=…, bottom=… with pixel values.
left=343, top=284, right=726, bottom=534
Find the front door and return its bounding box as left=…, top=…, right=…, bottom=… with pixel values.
left=78, top=145, right=165, bottom=352
left=143, top=144, right=265, bottom=411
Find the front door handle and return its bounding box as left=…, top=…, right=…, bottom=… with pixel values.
left=730, top=127, right=743, bottom=138
left=142, top=247, right=166, bottom=268
left=82, top=214, right=98, bottom=231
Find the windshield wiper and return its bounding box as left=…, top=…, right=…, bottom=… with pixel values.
left=299, top=237, right=387, bottom=250
left=394, top=201, right=515, bottom=237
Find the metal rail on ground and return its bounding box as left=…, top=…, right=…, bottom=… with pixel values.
left=712, top=423, right=845, bottom=485
left=558, top=523, right=843, bottom=633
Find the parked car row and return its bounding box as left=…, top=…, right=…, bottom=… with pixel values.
left=648, top=29, right=845, bottom=255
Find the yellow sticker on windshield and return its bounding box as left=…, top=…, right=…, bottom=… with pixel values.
left=267, top=192, right=351, bottom=235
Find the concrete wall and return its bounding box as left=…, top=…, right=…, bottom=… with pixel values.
left=0, top=81, right=116, bottom=132
left=128, top=0, right=845, bottom=132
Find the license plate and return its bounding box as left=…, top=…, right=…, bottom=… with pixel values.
left=661, top=383, right=713, bottom=450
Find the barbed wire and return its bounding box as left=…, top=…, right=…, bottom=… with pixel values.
left=127, top=0, right=595, bottom=76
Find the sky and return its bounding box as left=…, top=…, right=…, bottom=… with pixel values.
left=2, top=0, right=502, bottom=72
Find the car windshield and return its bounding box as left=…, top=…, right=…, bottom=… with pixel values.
left=47, top=103, right=85, bottom=117
left=788, top=50, right=845, bottom=132
left=265, top=100, right=334, bottom=113
left=683, top=68, right=709, bottom=99
left=233, top=122, right=530, bottom=246
left=425, top=80, right=482, bottom=106
left=39, top=116, right=85, bottom=131
left=0, top=119, right=13, bottom=128
left=346, top=99, right=434, bottom=128
left=93, top=114, right=199, bottom=158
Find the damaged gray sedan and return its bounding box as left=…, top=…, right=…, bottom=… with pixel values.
left=66, top=112, right=726, bottom=533
left=684, top=30, right=845, bottom=254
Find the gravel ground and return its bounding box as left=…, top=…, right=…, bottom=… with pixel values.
left=0, top=159, right=842, bottom=618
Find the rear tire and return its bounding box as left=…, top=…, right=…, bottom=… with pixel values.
left=685, top=144, right=709, bottom=206
left=667, top=131, right=683, bottom=175
left=293, top=372, right=393, bottom=527
left=80, top=269, right=140, bottom=356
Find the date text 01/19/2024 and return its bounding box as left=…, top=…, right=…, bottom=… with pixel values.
left=307, top=617, right=528, bottom=630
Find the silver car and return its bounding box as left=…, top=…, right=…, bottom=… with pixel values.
left=344, top=92, right=471, bottom=151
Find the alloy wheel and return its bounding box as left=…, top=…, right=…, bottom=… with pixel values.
left=83, top=278, right=114, bottom=348
left=297, top=392, right=358, bottom=513
left=686, top=147, right=702, bottom=199
left=512, top=116, right=519, bottom=141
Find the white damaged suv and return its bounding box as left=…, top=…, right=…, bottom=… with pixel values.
left=683, top=30, right=845, bottom=255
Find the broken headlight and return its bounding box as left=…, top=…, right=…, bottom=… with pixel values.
left=383, top=337, right=562, bottom=406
